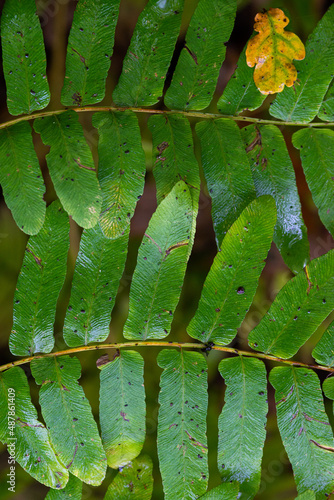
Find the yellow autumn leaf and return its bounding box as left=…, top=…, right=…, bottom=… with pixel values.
left=246, top=8, right=305, bottom=95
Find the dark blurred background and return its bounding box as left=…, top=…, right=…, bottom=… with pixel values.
left=0, top=0, right=333, bottom=498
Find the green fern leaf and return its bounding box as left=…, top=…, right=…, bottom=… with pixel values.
left=112, top=0, right=183, bottom=106
left=98, top=350, right=145, bottom=469
left=31, top=356, right=106, bottom=485
left=322, top=376, right=334, bottom=408
left=157, top=349, right=208, bottom=499
left=63, top=226, right=128, bottom=347
left=270, top=366, right=334, bottom=498
left=218, top=356, right=267, bottom=499
left=187, top=196, right=276, bottom=344
left=199, top=482, right=239, bottom=499
left=293, top=128, right=334, bottom=238
left=0, top=367, right=68, bottom=488
left=9, top=201, right=69, bottom=356
left=34, top=111, right=102, bottom=229
left=312, top=321, right=334, bottom=367
left=217, top=46, right=266, bottom=115
left=318, top=81, right=334, bottom=121
left=104, top=455, right=153, bottom=499
left=123, top=181, right=192, bottom=340
left=1, top=0, right=50, bottom=115
left=0, top=122, right=45, bottom=235
left=295, top=492, right=316, bottom=500
left=164, top=0, right=236, bottom=110
left=196, top=118, right=256, bottom=245
left=45, top=474, right=82, bottom=499
left=270, top=4, right=334, bottom=123
left=148, top=113, right=199, bottom=252
left=92, top=111, right=146, bottom=239
left=249, top=250, right=334, bottom=358
left=61, top=0, right=120, bottom=106
left=242, top=124, right=309, bottom=273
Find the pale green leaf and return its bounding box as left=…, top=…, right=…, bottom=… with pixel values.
left=196, top=119, right=256, bottom=245
left=31, top=356, right=107, bottom=485
left=312, top=322, right=334, bottom=367
left=270, top=366, right=334, bottom=499
left=217, top=45, right=266, bottom=115
left=157, top=350, right=208, bottom=500
left=34, top=111, right=102, bottom=229
left=270, top=4, right=334, bottom=123
left=295, top=492, right=316, bottom=500
left=0, top=367, right=68, bottom=489
left=99, top=351, right=145, bottom=469
left=249, top=250, right=334, bottom=359
left=104, top=455, right=153, bottom=500
left=0, top=122, right=45, bottom=235
left=199, top=483, right=239, bottom=499
left=242, top=124, right=309, bottom=273
left=92, top=111, right=146, bottom=239
left=1, top=0, right=50, bottom=115
left=187, top=196, right=276, bottom=344
left=164, top=0, right=236, bottom=110
left=64, top=226, right=129, bottom=347
left=9, top=201, right=69, bottom=356
left=218, top=356, right=267, bottom=499
left=45, top=474, right=82, bottom=499
left=318, top=80, right=334, bottom=121
left=123, top=181, right=192, bottom=340
left=112, top=0, right=183, bottom=106
left=148, top=113, right=200, bottom=253
left=61, top=0, right=120, bottom=106
left=293, top=128, right=334, bottom=238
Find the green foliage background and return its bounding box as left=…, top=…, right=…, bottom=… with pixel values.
left=0, top=0, right=333, bottom=498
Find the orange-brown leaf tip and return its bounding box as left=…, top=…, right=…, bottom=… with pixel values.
left=245, top=8, right=305, bottom=95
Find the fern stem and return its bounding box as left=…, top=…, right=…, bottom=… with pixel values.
left=1, top=106, right=334, bottom=130
left=1, top=342, right=333, bottom=373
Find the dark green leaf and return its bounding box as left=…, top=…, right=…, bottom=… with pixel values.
left=0, top=122, right=45, bottom=235
left=270, top=366, right=334, bottom=498
left=270, top=4, right=334, bottom=123
left=112, top=0, right=183, bottom=106
left=199, top=483, right=239, bottom=499
left=31, top=356, right=106, bottom=485
left=45, top=474, right=82, bottom=499
left=196, top=119, right=256, bottom=245
left=164, top=0, right=236, bottom=110
left=293, top=128, right=334, bottom=238
left=1, top=0, right=50, bottom=115
left=217, top=46, right=266, bottom=115
left=92, top=111, right=146, bottom=239
left=249, top=250, right=334, bottom=359
left=0, top=367, right=68, bottom=488
left=312, top=322, right=334, bottom=367
left=218, top=356, right=267, bottom=499
left=157, top=350, right=208, bottom=499
left=99, top=351, right=145, bottom=469
left=104, top=455, right=153, bottom=500
left=318, top=81, right=334, bottom=121
left=242, top=124, right=309, bottom=273
left=61, top=0, right=120, bottom=106
left=9, top=201, right=69, bottom=356
left=34, top=111, right=102, bottom=229
left=187, top=196, right=276, bottom=344
left=123, top=181, right=193, bottom=340
left=64, top=226, right=129, bottom=347
left=323, top=376, right=334, bottom=405
left=148, top=113, right=200, bottom=252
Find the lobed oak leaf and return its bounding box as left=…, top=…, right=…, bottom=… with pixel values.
left=246, top=8, right=305, bottom=95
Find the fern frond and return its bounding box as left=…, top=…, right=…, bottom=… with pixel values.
left=9, top=201, right=69, bottom=356
left=164, top=0, right=236, bottom=110
left=31, top=356, right=107, bottom=485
